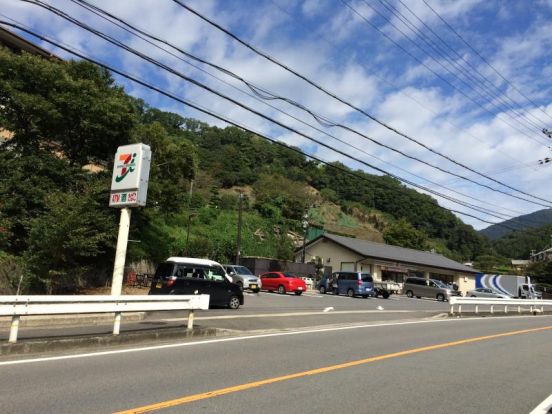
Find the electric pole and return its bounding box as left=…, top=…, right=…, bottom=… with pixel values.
left=184, top=179, right=194, bottom=256
left=236, top=192, right=244, bottom=265
left=301, top=211, right=309, bottom=263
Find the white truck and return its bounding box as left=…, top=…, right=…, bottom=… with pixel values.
left=373, top=280, right=401, bottom=299
left=476, top=274, right=541, bottom=299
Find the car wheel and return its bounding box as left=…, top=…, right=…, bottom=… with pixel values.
left=295, top=291, right=302, bottom=296
left=362, top=295, right=368, bottom=299
left=278, top=285, right=286, bottom=294
left=406, top=290, right=414, bottom=298
left=252, top=289, right=260, bottom=293
left=319, top=286, right=326, bottom=294
left=436, top=293, right=445, bottom=302
left=347, top=289, right=355, bottom=298
left=382, top=291, right=390, bottom=299
left=228, top=296, right=240, bottom=309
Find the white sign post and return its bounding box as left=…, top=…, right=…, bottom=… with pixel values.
left=109, top=143, right=151, bottom=334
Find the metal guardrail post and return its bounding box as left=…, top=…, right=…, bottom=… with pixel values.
left=458, top=305, right=462, bottom=315
left=518, top=306, right=521, bottom=313
left=8, top=315, right=20, bottom=343
left=490, top=305, right=494, bottom=314
left=504, top=305, right=508, bottom=314
left=187, top=310, right=194, bottom=329
left=449, top=304, right=454, bottom=315
left=113, top=312, right=122, bottom=335
left=475, top=305, right=479, bottom=314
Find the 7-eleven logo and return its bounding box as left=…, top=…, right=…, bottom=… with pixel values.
left=115, top=153, right=136, bottom=182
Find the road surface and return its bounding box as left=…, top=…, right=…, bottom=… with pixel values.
left=1, top=315, right=550, bottom=414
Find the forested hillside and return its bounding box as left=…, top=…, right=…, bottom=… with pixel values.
left=0, top=48, right=490, bottom=293
left=492, top=224, right=552, bottom=259
left=479, top=209, right=552, bottom=240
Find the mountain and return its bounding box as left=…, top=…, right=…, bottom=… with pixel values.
left=492, top=223, right=552, bottom=259
left=479, top=209, right=552, bottom=240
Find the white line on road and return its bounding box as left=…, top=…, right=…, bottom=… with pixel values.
left=529, top=393, right=552, bottom=414
left=162, top=309, right=421, bottom=321
left=0, top=315, right=550, bottom=366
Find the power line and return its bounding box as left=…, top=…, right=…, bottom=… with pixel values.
left=0, top=20, right=530, bottom=231
left=343, top=0, right=549, bottom=146
left=169, top=0, right=552, bottom=205
left=63, top=1, right=534, bottom=219
left=265, top=0, right=539, bottom=174
left=421, top=0, right=552, bottom=126
left=393, top=0, right=549, bottom=132
left=25, top=0, right=552, bottom=209
left=376, top=0, right=546, bottom=135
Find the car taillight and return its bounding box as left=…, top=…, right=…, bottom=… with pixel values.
left=166, top=276, right=177, bottom=288
left=357, top=280, right=363, bottom=286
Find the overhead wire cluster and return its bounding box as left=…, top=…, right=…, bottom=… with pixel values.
left=3, top=0, right=551, bottom=231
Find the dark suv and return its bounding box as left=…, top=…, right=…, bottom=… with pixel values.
left=149, top=257, right=244, bottom=309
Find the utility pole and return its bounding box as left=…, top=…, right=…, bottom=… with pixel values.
left=184, top=179, right=194, bottom=256
left=301, top=211, right=309, bottom=263
left=236, top=192, right=244, bottom=265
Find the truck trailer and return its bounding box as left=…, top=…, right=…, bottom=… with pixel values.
left=476, top=274, right=541, bottom=299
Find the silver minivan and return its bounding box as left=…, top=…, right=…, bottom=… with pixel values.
left=403, top=277, right=461, bottom=301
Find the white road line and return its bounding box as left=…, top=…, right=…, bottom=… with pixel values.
left=162, top=309, right=420, bottom=321
left=529, top=393, right=552, bottom=414
left=1, top=315, right=550, bottom=366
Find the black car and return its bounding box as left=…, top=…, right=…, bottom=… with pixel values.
left=149, top=258, right=244, bottom=309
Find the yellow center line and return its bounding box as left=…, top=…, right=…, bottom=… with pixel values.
left=114, top=325, right=552, bottom=414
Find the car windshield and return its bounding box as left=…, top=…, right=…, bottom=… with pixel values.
left=234, top=266, right=253, bottom=275
left=433, top=280, right=448, bottom=288
left=283, top=272, right=297, bottom=278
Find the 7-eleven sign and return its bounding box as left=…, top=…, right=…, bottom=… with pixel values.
left=109, top=143, right=151, bottom=207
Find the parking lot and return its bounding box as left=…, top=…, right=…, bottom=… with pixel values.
left=141, top=289, right=451, bottom=332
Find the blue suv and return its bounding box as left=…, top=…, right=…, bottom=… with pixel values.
left=319, top=271, right=375, bottom=298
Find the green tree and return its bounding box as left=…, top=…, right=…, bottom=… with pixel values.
left=25, top=185, right=116, bottom=293
left=383, top=218, right=428, bottom=250
left=0, top=47, right=138, bottom=165
left=132, top=122, right=197, bottom=213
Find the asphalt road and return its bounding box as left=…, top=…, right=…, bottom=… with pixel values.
left=1, top=315, right=550, bottom=414
left=2, top=292, right=451, bottom=340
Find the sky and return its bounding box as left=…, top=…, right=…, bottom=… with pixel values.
left=1, top=0, right=552, bottom=230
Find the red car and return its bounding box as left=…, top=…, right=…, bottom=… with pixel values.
left=260, top=272, right=307, bottom=295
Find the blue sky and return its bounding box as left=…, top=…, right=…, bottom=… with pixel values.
left=1, top=0, right=552, bottom=230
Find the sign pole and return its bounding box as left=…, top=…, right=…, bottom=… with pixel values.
left=108, top=143, right=151, bottom=336
left=111, top=207, right=131, bottom=336
left=111, top=207, right=132, bottom=296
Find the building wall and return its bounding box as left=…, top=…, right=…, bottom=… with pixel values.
left=456, top=273, right=476, bottom=293
left=302, top=239, right=363, bottom=272
left=302, top=238, right=476, bottom=294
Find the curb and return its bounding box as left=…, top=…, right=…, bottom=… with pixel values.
left=0, top=325, right=236, bottom=356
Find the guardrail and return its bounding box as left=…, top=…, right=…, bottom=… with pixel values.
left=0, top=295, right=209, bottom=343
left=449, top=297, right=552, bottom=316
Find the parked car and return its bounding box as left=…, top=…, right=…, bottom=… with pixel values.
left=403, top=277, right=461, bottom=301
left=223, top=264, right=261, bottom=292
left=259, top=272, right=307, bottom=295
left=320, top=272, right=375, bottom=298
left=149, top=257, right=244, bottom=309
left=466, top=288, right=511, bottom=298
left=301, top=277, right=314, bottom=290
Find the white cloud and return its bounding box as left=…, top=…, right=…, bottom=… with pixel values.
left=2, top=0, right=552, bottom=230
